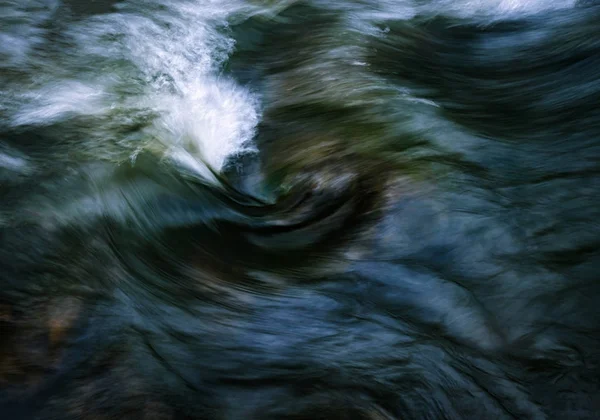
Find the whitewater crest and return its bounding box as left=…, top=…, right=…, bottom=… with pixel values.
left=2, top=0, right=261, bottom=179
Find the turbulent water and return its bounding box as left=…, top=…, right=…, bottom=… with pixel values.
left=1, top=0, right=263, bottom=180
left=0, top=0, right=579, bottom=176
left=1, top=0, right=600, bottom=419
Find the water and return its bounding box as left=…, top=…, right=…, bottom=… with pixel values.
left=2, top=1, right=600, bottom=419
left=1, top=0, right=578, bottom=180
left=2, top=0, right=262, bottom=180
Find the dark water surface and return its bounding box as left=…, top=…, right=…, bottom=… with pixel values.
left=1, top=0, right=600, bottom=419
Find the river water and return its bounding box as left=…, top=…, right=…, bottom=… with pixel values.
left=2, top=1, right=600, bottom=419
left=1, top=0, right=578, bottom=182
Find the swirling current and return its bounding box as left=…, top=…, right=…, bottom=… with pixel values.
left=1, top=0, right=600, bottom=419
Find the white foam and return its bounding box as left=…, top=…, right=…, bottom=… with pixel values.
left=427, top=0, right=578, bottom=18
left=111, top=0, right=260, bottom=172
left=13, top=81, right=110, bottom=126
left=5, top=0, right=261, bottom=177
left=150, top=77, right=259, bottom=173
left=324, top=0, right=576, bottom=24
